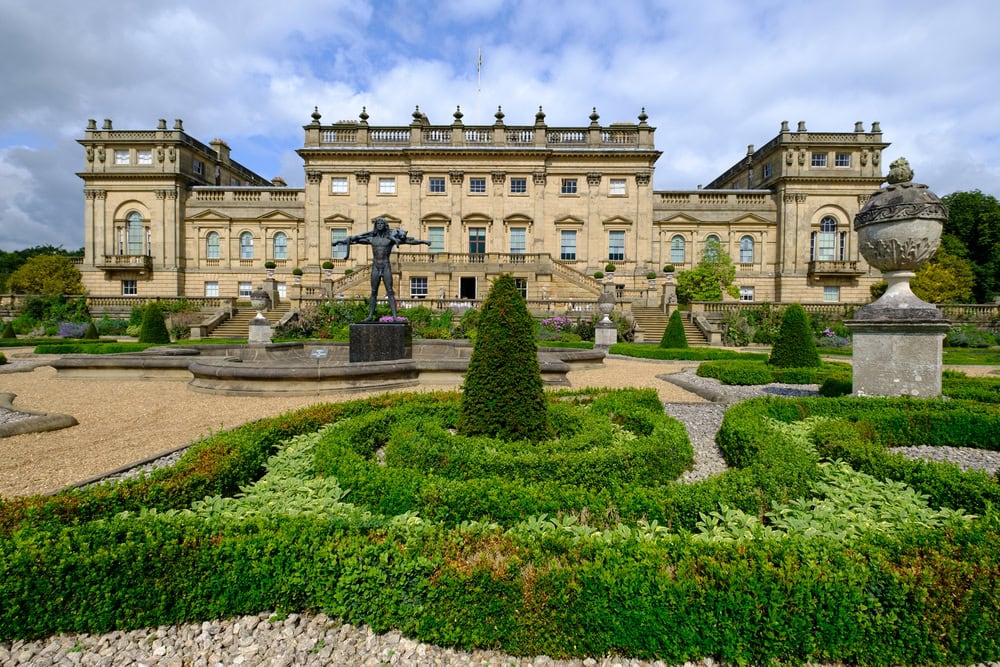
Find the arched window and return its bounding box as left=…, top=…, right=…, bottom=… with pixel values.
left=126, top=212, right=144, bottom=255
left=670, top=235, right=685, bottom=264
left=704, top=234, right=721, bottom=261
left=240, top=232, right=254, bottom=260
left=814, top=216, right=837, bottom=261
left=206, top=232, right=220, bottom=259
left=739, top=235, right=754, bottom=264
left=273, top=232, right=288, bottom=260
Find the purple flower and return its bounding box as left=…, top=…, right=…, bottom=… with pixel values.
left=378, top=315, right=408, bottom=323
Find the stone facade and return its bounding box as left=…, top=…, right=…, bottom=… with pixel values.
left=77, top=109, right=888, bottom=307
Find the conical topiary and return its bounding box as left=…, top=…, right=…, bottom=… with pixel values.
left=1, top=320, right=15, bottom=339
left=459, top=274, right=550, bottom=441
left=768, top=304, right=820, bottom=368
left=82, top=321, right=99, bottom=340
left=138, top=302, right=171, bottom=344
left=660, top=310, right=688, bottom=348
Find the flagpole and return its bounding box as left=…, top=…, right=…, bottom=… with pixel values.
left=476, top=48, right=482, bottom=124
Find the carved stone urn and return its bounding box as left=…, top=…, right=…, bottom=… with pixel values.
left=846, top=158, right=951, bottom=397
left=597, top=288, right=616, bottom=324
left=250, top=287, right=271, bottom=312
left=853, top=158, right=948, bottom=319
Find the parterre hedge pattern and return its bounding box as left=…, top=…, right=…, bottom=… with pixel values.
left=1, top=390, right=999, bottom=665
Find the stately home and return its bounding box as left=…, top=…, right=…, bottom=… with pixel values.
left=76, top=107, right=887, bottom=315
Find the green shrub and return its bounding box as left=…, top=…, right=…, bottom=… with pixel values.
left=0, top=352, right=6, bottom=365
left=81, top=321, right=99, bottom=340
left=0, top=321, right=14, bottom=339
left=697, top=359, right=774, bottom=385
left=4, top=392, right=1000, bottom=665
left=819, top=375, right=853, bottom=397
left=138, top=302, right=171, bottom=344
left=609, top=343, right=768, bottom=361
left=659, top=310, right=688, bottom=348
left=768, top=304, right=820, bottom=368
left=943, top=374, right=1000, bottom=403
left=459, top=274, right=549, bottom=441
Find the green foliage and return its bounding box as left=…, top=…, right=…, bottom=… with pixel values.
left=0, top=352, right=6, bottom=365
left=674, top=239, right=739, bottom=304
left=941, top=189, right=1000, bottom=302
left=872, top=247, right=977, bottom=304
left=4, top=392, right=1000, bottom=664
left=81, top=321, right=99, bottom=340
left=945, top=324, right=997, bottom=348
left=697, top=359, right=774, bottom=385
left=1, top=321, right=14, bottom=339
left=609, top=343, right=768, bottom=361
left=819, top=375, right=853, bottom=397
left=911, top=247, right=976, bottom=303
left=768, top=304, right=820, bottom=368
left=138, top=302, right=171, bottom=344
left=0, top=245, right=82, bottom=292
left=942, top=372, right=1000, bottom=403
left=721, top=304, right=784, bottom=346
left=33, top=342, right=154, bottom=354
left=7, top=255, right=84, bottom=295
left=314, top=390, right=693, bottom=524
left=659, top=310, right=688, bottom=348
left=698, top=359, right=851, bottom=386
left=460, top=274, right=549, bottom=441
left=943, top=348, right=1000, bottom=365
left=10, top=295, right=90, bottom=336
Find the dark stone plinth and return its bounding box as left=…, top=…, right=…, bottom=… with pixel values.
left=349, top=323, right=412, bottom=362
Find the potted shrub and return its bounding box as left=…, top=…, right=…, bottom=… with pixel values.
left=663, top=264, right=675, bottom=273
left=264, top=260, right=277, bottom=277
left=646, top=271, right=657, bottom=288
left=292, top=267, right=303, bottom=283
left=605, top=263, right=617, bottom=273
left=344, top=268, right=354, bottom=276
left=593, top=271, right=604, bottom=280
left=322, top=260, right=334, bottom=278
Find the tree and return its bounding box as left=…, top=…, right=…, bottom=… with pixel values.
left=768, top=304, right=820, bottom=368
left=910, top=247, right=975, bottom=303
left=459, top=274, right=550, bottom=441
left=660, top=310, right=688, bottom=348
left=940, top=190, right=1000, bottom=302
left=7, top=255, right=84, bottom=295
left=675, top=239, right=740, bottom=304
left=1, top=246, right=83, bottom=292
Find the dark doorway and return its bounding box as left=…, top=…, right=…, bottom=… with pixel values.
left=460, top=276, right=477, bottom=300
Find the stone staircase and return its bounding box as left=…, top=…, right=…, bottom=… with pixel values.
left=681, top=311, right=709, bottom=346
left=631, top=306, right=670, bottom=343
left=208, top=302, right=291, bottom=339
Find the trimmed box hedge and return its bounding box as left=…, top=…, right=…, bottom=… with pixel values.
left=1, top=391, right=999, bottom=664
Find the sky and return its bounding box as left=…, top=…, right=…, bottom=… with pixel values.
left=1, top=0, right=998, bottom=251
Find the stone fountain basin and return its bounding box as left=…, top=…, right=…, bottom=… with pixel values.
left=49, top=340, right=605, bottom=396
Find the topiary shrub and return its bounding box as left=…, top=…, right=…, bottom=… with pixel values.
left=81, top=321, right=99, bottom=340
left=138, top=302, right=171, bottom=344
left=660, top=310, right=688, bottom=348
left=0, top=352, right=6, bottom=365
left=768, top=303, right=820, bottom=368
left=459, top=274, right=550, bottom=441
left=0, top=321, right=15, bottom=339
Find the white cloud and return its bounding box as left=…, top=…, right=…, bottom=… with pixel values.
left=1, top=0, right=998, bottom=250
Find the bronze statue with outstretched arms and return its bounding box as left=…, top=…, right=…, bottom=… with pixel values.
left=333, top=217, right=431, bottom=321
